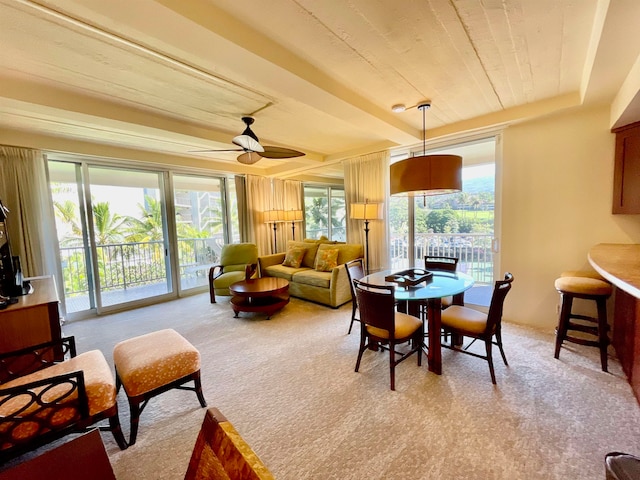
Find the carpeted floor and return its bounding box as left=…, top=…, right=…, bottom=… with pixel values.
left=48, top=294, right=640, bottom=478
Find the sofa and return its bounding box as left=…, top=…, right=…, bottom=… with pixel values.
left=258, top=239, right=364, bottom=308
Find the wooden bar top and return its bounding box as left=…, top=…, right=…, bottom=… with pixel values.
left=588, top=243, right=640, bottom=298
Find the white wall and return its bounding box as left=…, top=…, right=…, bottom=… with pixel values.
left=501, top=105, right=640, bottom=330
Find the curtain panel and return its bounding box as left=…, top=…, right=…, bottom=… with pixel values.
left=343, top=151, right=390, bottom=272
left=0, top=146, right=63, bottom=308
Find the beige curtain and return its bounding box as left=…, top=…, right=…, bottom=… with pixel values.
left=269, top=178, right=303, bottom=251
left=343, top=151, right=390, bottom=272
left=234, top=175, right=249, bottom=242
left=0, top=146, right=63, bottom=305
left=246, top=174, right=274, bottom=256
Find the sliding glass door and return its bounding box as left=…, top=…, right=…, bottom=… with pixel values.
left=49, top=161, right=174, bottom=315
left=87, top=166, right=172, bottom=309
left=172, top=174, right=225, bottom=291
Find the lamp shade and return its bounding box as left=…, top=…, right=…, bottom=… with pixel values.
left=350, top=202, right=384, bottom=221
left=390, top=154, right=462, bottom=196
left=264, top=209, right=285, bottom=223
left=285, top=209, right=304, bottom=222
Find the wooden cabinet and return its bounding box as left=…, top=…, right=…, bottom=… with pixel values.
left=612, top=289, right=640, bottom=399
left=612, top=121, right=640, bottom=214
left=589, top=244, right=640, bottom=404
left=0, top=276, right=61, bottom=354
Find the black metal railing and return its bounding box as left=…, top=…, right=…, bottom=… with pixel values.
left=59, top=238, right=220, bottom=298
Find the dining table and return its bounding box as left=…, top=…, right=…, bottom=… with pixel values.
left=361, top=268, right=475, bottom=375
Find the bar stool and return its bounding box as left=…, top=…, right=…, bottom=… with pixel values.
left=553, top=275, right=612, bottom=371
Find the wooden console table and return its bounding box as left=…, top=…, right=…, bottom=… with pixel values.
left=0, top=276, right=61, bottom=354
left=588, top=244, right=640, bottom=404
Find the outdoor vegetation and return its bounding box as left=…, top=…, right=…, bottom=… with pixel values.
left=53, top=191, right=221, bottom=300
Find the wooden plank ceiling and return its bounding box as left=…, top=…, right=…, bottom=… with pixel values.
left=0, top=0, right=639, bottom=179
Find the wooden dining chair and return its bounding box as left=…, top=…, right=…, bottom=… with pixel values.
left=345, top=258, right=365, bottom=334
left=353, top=279, right=423, bottom=390
left=440, top=273, right=514, bottom=384
left=424, top=255, right=463, bottom=308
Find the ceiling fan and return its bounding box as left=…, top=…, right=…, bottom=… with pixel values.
left=193, top=116, right=304, bottom=165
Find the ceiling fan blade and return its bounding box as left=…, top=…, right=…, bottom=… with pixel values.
left=233, top=135, right=265, bottom=153
left=260, top=146, right=305, bottom=159
left=189, top=148, right=243, bottom=153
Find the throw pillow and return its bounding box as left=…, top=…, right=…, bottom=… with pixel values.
left=282, top=247, right=306, bottom=268
left=315, top=248, right=339, bottom=272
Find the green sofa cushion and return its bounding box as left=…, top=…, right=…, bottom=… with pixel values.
left=292, top=269, right=332, bottom=289
left=286, top=241, right=319, bottom=268
left=263, top=264, right=309, bottom=281
left=317, top=243, right=363, bottom=266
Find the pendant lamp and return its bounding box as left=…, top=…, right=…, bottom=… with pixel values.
left=390, top=102, right=462, bottom=196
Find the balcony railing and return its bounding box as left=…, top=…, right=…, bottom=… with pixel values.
left=390, top=233, right=494, bottom=285
left=59, top=238, right=220, bottom=298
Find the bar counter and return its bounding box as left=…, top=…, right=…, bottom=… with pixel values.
left=588, top=243, right=640, bottom=404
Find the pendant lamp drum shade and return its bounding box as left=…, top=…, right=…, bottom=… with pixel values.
left=390, top=154, right=462, bottom=196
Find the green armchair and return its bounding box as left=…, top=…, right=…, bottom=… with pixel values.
left=208, top=243, right=258, bottom=303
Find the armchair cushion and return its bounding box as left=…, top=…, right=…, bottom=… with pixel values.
left=0, top=350, right=117, bottom=418
left=210, top=243, right=259, bottom=302
left=219, top=243, right=259, bottom=268
left=213, top=271, right=247, bottom=290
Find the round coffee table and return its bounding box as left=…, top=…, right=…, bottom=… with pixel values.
left=229, top=277, right=290, bottom=319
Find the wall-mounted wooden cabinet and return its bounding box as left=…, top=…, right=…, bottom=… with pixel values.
left=612, top=121, right=640, bottom=214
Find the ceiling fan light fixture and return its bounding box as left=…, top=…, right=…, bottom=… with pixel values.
left=232, top=135, right=264, bottom=153
left=237, top=151, right=263, bottom=165
left=391, top=104, right=406, bottom=113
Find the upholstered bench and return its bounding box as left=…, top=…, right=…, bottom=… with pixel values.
left=113, top=329, right=207, bottom=445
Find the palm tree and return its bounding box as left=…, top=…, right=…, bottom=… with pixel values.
left=92, top=202, right=127, bottom=245
left=125, top=195, right=164, bottom=242
left=53, top=200, right=83, bottom=246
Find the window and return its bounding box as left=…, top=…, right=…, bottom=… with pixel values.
left=303, top=185, right=345, bottom=241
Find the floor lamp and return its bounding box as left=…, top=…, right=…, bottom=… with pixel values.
left=264, top=210, right=285, bottom=254
left=285, top=209, right=304, bottom=240
left=350, top=201, right=383, bottom=275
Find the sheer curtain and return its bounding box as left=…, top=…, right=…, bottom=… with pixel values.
left=246, top=174, right=274, bottom=256
left=234, top=175, right=249, bottom=242
left=343, top=150, right=390, bottom=272
left=0, top=146, right=63, bottom=307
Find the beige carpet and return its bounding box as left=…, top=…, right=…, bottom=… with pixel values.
left=55, top=294, right=640, bottom=479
